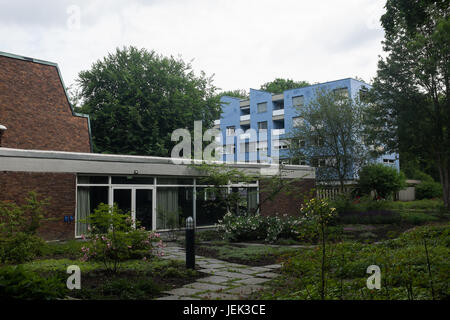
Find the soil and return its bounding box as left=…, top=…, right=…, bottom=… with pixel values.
left=195, top=244, right=284, bottom=266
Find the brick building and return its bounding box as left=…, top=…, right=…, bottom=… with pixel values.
left=0, top=51, right=315, bottom=240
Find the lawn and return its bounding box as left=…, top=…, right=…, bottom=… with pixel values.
left=0, top=241, right=203, bottom=300
left=250, top=222, right=450, bottom=300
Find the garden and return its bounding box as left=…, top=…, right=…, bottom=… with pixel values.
left=0, top=193, right=201, bottom=300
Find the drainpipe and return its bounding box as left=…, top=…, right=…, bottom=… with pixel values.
left=0, top=125, right=6, bottom=147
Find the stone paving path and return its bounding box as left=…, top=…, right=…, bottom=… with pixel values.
left=156, top=244, right=281, bottom=300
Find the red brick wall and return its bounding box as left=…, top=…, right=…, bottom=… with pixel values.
left=0, top=172, right=76, bottom=240
left=0, top=55, right=91, bottom=152
left=259, top=178, right=316, bottom=217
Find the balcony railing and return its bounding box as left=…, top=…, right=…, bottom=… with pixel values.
left=272, top=109, right=285, bottom=117
left=272, top=129, right=285, bottom=136
left=240, top=114, right=250, bottom=122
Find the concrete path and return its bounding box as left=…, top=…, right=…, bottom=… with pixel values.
left=156, top=243, right=281, bottom=300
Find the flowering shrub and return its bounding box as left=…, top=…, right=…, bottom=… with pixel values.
left=217, top=212, right=304, bottom=243
left=80, top=203, right=165, bottom=273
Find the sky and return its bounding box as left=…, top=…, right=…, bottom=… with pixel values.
left=0, top=0, right=387, bottom=92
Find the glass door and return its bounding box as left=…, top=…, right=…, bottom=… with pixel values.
left=113, top=188, right=132, bottom=215
left=135, top=189, right=153, bottom=230
left=112, top=187, right=154, bottom=230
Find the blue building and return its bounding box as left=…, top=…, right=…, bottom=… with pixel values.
left=213, top=78, right=399, bottom=181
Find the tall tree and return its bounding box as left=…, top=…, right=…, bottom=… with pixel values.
left=76, top=46, right=220, bottom=156
left=365, top=0, right=450, bottom=208
left=289, top=89, right=370, bottom=191
left=260, top=78, right=310, bottom=94
left=217, top=89, right=248, bottom=100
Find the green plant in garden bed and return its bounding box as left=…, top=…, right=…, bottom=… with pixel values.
left=252, top=223, right=450, bottom=300
left=80, top=203, right=165, bottom=273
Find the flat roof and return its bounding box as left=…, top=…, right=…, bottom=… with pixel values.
left=0, top=148, right=315, bottom=179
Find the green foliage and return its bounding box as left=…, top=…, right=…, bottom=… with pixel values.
left=217, top=212, right=304, bottom=243
left=260, top=78, right=310, bottom=94
left=0, top=266, right=66, bottom=300
left=0, top=233, right=45, bottom=264
left=81, top=203, right=165, bottom=273
left=357, top=164, right=406, bottom=199
left=365, top=0, right=450, bottom=208
left=416, top=181, right=443, bottom=200
left=77, top=46, right=220, bottom=156
left=254, top=223, right=450, bottom=300
left=101, top=278, right=161, bottom=299
left=289, top=88, right=369, bottom=187
left=0, top=191, right=50, bottom=237
left=217, top=89, right=248, bottom=99
left=0, top=192, right=49, bottom=264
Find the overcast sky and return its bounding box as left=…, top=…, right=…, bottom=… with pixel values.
left=0, top=0, right=387, bottom=92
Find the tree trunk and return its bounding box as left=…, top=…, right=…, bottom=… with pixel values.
left=437, top=156, right=450, bottom=210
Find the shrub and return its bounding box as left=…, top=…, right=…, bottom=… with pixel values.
left=217, top=212, right=304, bottom=243
left=0, top=233, right=45, bottom=264
left=357, top=164, right=406, bottom=199
left=0, top=191, right=50, bottom=237
left=81, top=203, right=165, bottom=272
left=0, top=266, right=66, bottom=300
left=416, top=181, right=443, bottom=200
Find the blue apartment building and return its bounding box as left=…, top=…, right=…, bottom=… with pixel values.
left=213, top=78, right=399, bottom=182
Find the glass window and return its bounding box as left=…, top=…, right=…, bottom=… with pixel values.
left=292, top=116, right=304, bottom=128
left=157, top=177, right=194, bottom=185
left=76, top=186, right=109, bottom=236
left=258, top=121, right=268, bottom=130
left=111, top=176, right=154, bottom=185
left=257, top=102, right=267, bottom=113
left=226, top=126, right=235, bottom=136
left=292, top=96, right=304, bottom=107
left=334, top=87, right=349, bottom=99
left=230, top=187, right=258, bottom=215
left=195, top=187, right=228, bottom=227
left=77, top=176, right=109, bottom=184
left=156, top=187, right=193, bottom=230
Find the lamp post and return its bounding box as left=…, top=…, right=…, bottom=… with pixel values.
left=185, top=216, right=195, bottom=270
left=0, top=125, right=6, bottom=147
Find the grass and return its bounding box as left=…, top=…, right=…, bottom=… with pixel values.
left=1, top=241, right=203, bottom=300
left=196, top=242, right=301, bottom=266
left=250, top=222, right=450, bottom=300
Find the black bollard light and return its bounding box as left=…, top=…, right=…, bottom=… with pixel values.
left=185, top=216, right=195, bottom=269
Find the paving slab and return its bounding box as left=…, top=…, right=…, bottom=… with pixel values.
left=201, top=263, right=228, bottom=269
left=156, top=295, right=179, bottom=300
left=212, top=271, right=253, bottom=279
left=248, top=266, right=272, bottom=273
left=235, top=277, right=271, bottom=285
left=184, top=282, right=230, bottom=292
left=163, top=287, right=205, bottom=296
left=263, top=264, right=282, bottom=269
left=226, top=285, right=265, bottom=295
left=255, top=272, right=279, bottom=279
left=197, top=292, right=239, bottom=300
left=197, top=276, right=232, bottom=284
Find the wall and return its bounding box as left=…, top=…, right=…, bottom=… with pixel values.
left=259, top=178, right=316, bottom=216
left=0, top=55, right=91, bottom=152
left=0, top=172, right=76, bottom=240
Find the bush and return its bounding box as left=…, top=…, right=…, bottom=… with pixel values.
left=217, top=212, right=304, bottom=243
left=0, top=233, right=45, bottom=264
left=0, top=266, right=66, bottom=299
left=416, top=181, right=443, bottom=200
left=357, top=164, right=406, bottom=199
left=81, top=203, right=165, bottom=272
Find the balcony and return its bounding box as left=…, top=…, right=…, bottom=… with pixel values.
left=272, top=109, right=285, bottom=117
left=272, top=128, right=285, bottom=136
left=240, top=114, right=250, bottom=123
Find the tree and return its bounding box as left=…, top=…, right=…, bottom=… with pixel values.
left=357, top=163, right=406, bottom=199
left=76, top=46, right=221, bottom=156
left=289, top=89, right=370, bottom=191
left=364, top=1, right=450, bottom=208
left=260, top=78, right=310, bottom=94
left=217, top=89, right=248, bottom=100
